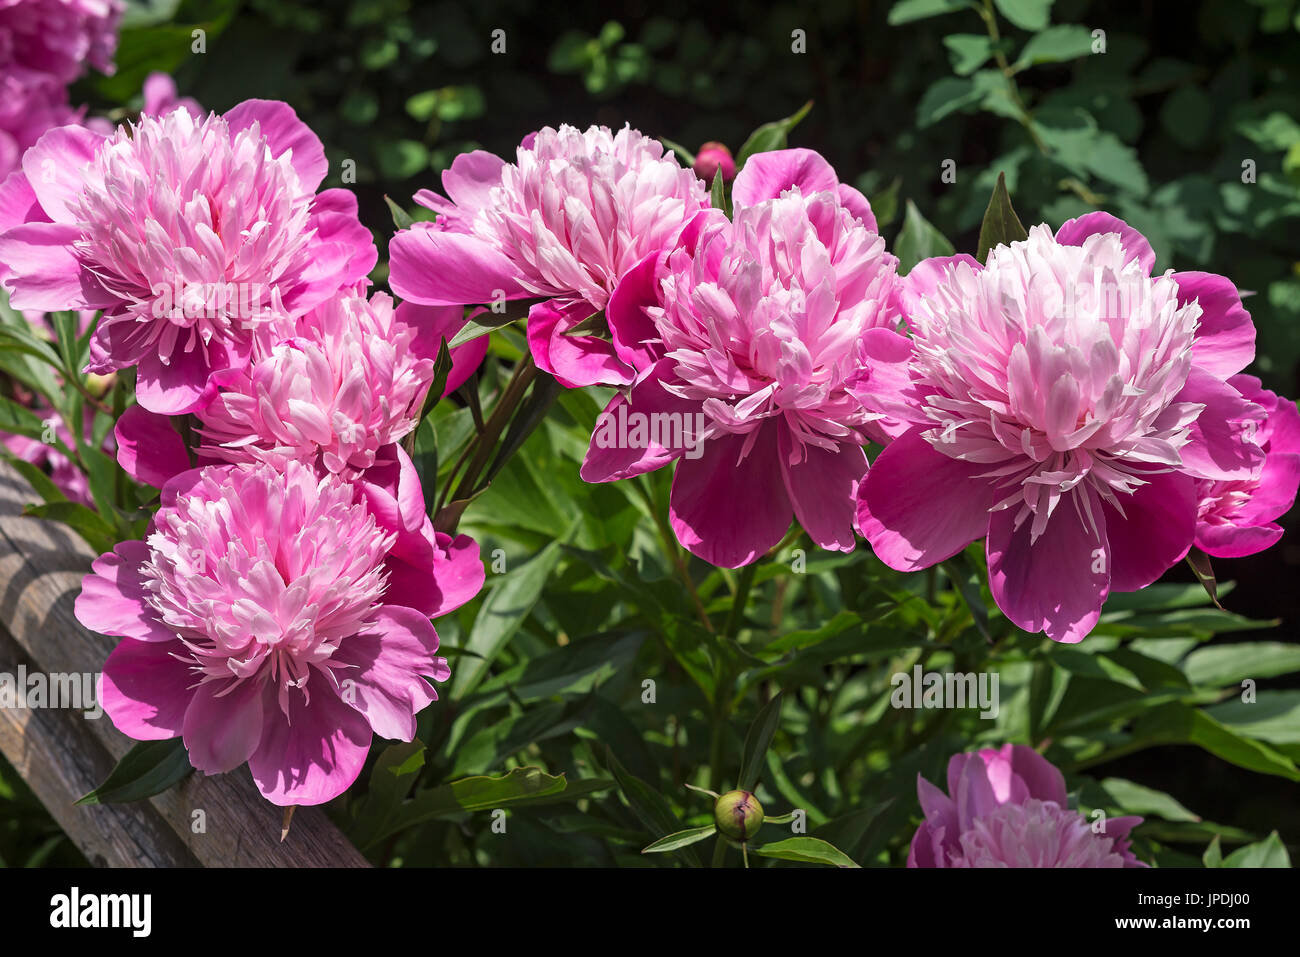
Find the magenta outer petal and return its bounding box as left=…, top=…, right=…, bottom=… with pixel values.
left=731, top=148, right=839, bottom=210
left=836, top=184, right=877, bottom=232
left=950, top=751, right=1002, bottom=831
left=527, top=298, right=634, bottom=389
left=306, top=187, right=379, bottom=286
left=0, top=221, right=102, bottom=312
left=223, top=99, right=328, bottom=193
left=182, top=678, right=267, bottom=775
left=606, top=250, right=664, bottom=373
left=100, top=638, right=194, bottom=740
left=1174, top=271, right=1255, bottom=379
left=1196, top=521, right=1284, bottom=558
left=669, top=424, right=793, bottom=568
left=440, top=149, right=507, bottom=215
left=248, top=682, right=373, bottom=806
left=75, top=541, right=176, bottom=643
left=1178, top=367, right=1266, bottom=482
left=779, top=431, right=865, bottom=553
left=20, top=124, right=104, bottom=223
left=856, top=429, right=992, bottom=572
left=998, top=743, right=1068, bottom=805
left=849, top=327, right=923, bottom=435
left=393, top=301, right=488, bottom=396
left=580, top=361, right=701, bottom=483
left=332, top=605, right=448, bottom=741
left=388, top=226, right=527, bottom=306
left=986, top=491, right=1110, bottom=643
left=1054, top=211, right=1156, bottom=273
left=428, top=532, right=485, bottom=617
left=114, top=405, right=190, bottom=487
left=1103, top=471, right=1196, bottom=592
left=0, top=171, right=46, bottom=234
left=134, top=343, right=223, bottom=416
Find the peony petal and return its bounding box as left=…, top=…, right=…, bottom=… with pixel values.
left=856, top=429, right=992, bottom=571
left=731, top=148, right=839, bottom=210
left=580, top=361, right=702, bottom=482
left=606, top=250, right=664, bottom=373
left=779, top=430, right=865, bottom=553
left=836, top=183, right=877, bottom=232
left=1177, top=367, right=1266, bottom=482
left=248, top=681, right=373, bottom=806
left=896, top=254, right=981, bottom=321
left=224, top=99, right=328, bottom=193
left=1054, top=211, right=1156, bottom=273
left=1102, top=471, right=1196, bottom=592
left=527, top=298, right=634, bottom=389
left=332, top=605, right=448, bottom=741
left=75, top=541, right=177, bottom=643
left=669, top=424, right=793, bottom=567
left=114, top=405, right=191, bottom=487
left=100, top=638, right=194, bottom=740
left=428, top=532, right=485, bottom=617
left=388, top=226, right=527, bottom=306
left=182, top=678, right=266, bottom=775
left=20, top=124, right=104, bottom=224
left=986, top=490, right=1110, bottom=643
left=0, top=221, right=111, bottom=312
left=1173, top=271, right=1255, bottom=379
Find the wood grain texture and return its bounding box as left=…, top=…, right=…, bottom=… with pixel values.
left=0, top=461, right=370, bottom=868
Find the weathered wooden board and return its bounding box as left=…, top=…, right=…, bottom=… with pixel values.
left=0, top=461, right=370, bottom=868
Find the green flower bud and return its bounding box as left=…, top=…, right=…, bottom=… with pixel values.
left=714, top=789, right=764, bottom=842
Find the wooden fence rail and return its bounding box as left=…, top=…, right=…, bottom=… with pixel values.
left=0, top=460, right=370, bottom=867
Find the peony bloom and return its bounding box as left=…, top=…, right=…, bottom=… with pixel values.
left=1194, top=374, right=1300, bottom=557
left=0, top=100, right=376, bottom=415
left=581, top=150, right=895, bottom=567
left=76, top=461, right=479, bottom=805
left=910, top=744, right=1146, bottom=868
left=856, top=214, right=1264, bottom=642
left=388, top=123, right=710, bottom=389
left=0, top=0, right=123, bottom=177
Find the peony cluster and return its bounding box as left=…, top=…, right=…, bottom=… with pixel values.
left=0, top=100, right=485, bottom=805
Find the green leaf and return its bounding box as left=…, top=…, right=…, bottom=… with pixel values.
left=1096, top=778, right=1200, bottom=822
left=1220, top=831, right=1290, bottom=868
left=1183, top=643, right=1300, bottom=687
left=894, top=200, right=955, bottom=274
left=886, top=0, right=972, bottom=25
left=641, top=824, right=717, bottom=854
left=658, top=136, right=695, bottom=167
left=917, top=76, right=979, bottom=128
left=993, top=0, right=1053, bottom=32
left=451, top=538, right=566, bottom=696
left=1014, top=24, right=1093, bottom=68
left=606, top=747, right=703, bottom=867
left=384, top=195, right=415, bottom=230
left=1184, top=549, right=1222, bottom=608
left=23, top=501, right=118, bottom=555
left=76, top=739, right=193, bottom=805
left=748, top=836, right=860, bottom=868
left=349, top=741, right=428, bottom=848
left=738, top=692, right=783, bottom=791
left=1206, top=691, right=1300, bottom=745
left=0, top=395, right=49, bottom=441
left=710, top=167, right=727, bottom=214
left=448, top=311, right=518, bottom=347
left=1, top=453, right=67, bottom=505
left=976, top=171, right=1029, bottom=263
left=1132, top=703, right=1300, bottom=782
left=1203, top=835, right=1223, bottom=867
left=943, top=34, right=996, bottom=75
left=736, top=100, right=813, bottom=166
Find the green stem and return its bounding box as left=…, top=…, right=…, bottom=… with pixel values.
left=439, top=355, right=537, bottom=513
left=724, top=563, right=757, bottom=638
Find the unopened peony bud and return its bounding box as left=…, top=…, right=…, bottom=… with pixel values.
left=693, top=142, right=736, bottom=183
left=714, top=789, right=764, bottom=841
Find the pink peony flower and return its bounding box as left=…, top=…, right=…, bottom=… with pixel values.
left=388, top=123, right=710, bottom=389
left=0, top=100, right=377, bottom=415
left=76, top=460, right=479, bottom=805
left=580, top=150, right=895, bottom=567
left=855, top=214, right=1264, bottom=642
left=910, top=744, right=1146, bottom=867
left=1194, top=374, right=1300, bottom=558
